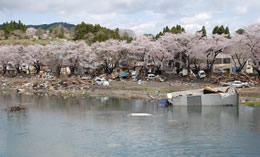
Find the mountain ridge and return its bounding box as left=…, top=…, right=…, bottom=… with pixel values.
left=27, top=22, right=76, bottom=30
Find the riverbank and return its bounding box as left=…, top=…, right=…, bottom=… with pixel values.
left=0, top=77, right=259, bottom=104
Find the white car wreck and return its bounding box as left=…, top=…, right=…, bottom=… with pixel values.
left=95, top=78, right=109, bottom=86
left=223, top=81, right=250, bottom=88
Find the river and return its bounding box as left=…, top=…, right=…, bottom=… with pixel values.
left=0, top=92, right=260, bottom=157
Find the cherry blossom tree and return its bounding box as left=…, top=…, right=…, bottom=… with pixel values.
left=227, top=33, right=250, bottom=73
left=129, top=35, right=156, bottom=77
left=0, top=46, right=13, bottom=75
left=0, top=45, right=26, bottom=74
left=23, top=44, right=49, bottom=74
left=45, top=44, right=68, bottom=77
left=63, top=42, right=82, bottom=76
left=0, top=24, right=258, bottom=79
left=240, top=24, right=260, bottom=76
left=196, top=34, right=231, bottom=74
left=79, top=49, right=98, bottom=75
left=174, top=32, right=204, bottom=74
left=63, top=41, right=93, bottom=76
left=148, top=39, right=169, bottom=74
left=157, top=33, right=179, bottom=73
left=91, top=39, right=130, bottom=74
left=25, top=27, right=37, bottom=39
left=12, top=46, right=25, bottom=74
left=158, top=32, right=205, bottom=74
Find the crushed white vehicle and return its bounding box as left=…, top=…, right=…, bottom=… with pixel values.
left=167, top=86, right=239, bottom=106
left=95, top=78, right=109, bottom=86
left=223, top=80, right=250, bottom=88
left=198, top=70, right=206, bottom=79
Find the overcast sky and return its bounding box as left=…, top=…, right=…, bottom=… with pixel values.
left=0, top=0, right=260, bottom=34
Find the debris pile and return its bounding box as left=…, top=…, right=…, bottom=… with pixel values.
left=6, top=104, right=26, bottom=112
left=213, top=73, right=259, bottom=86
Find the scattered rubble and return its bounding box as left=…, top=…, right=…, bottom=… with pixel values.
left=0, top=73, right=259, bottom=101
left=212, top=73, right=259, bottom=86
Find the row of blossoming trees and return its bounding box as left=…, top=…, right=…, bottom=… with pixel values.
left=0, top=24, right=259, bottom=78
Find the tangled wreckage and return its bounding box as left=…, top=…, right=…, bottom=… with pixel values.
left=167, top=86, right=239, bottom=106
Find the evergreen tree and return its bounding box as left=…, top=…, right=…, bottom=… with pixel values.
left=0, top=20, right=27, bottom=38
left=163, top=26, right=170, bottom=33
left=224, top=27, right=230, bottom=35
left=49, top=28, right=53, bottom=33
left=171, top=25, right=185, bottom=34
left=2, top=22, right=10, bottom=39
left=198, top=26, right=207, bottom=37
left=212, top=25, right=231, bottom=38
left=212, top=26, right=219, bottom=34
left=155, top=24, right=185, bottom=39
left=224, top=26, right=231, bottom=38
left=9, top=21, right=15, bottom=31
left=74, top=21, right=121, bottom=42
left=217, top=25, right=225, bottom=35
left=236, top=28, right=245, bottom=35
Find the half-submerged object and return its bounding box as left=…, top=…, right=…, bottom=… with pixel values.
left=167, top=86, right=239, bottom=106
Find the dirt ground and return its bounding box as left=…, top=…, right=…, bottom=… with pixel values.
left=91, top=80, right=260, bottom=102
left=1, top=77, right=259, bottom=103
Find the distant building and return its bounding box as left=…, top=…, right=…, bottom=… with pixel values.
left=213, top=54, right=232, bottom=73
left=213, top=54, right=253, bottom=74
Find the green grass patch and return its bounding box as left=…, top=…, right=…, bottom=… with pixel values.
left=245, top=102, right=260, bottom=107
left=166, top=90, right=175, bottom=93
left=0, top=88, right=8, bottom=92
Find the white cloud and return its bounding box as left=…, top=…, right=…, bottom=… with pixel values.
left=180, top=13, right=212, bottom=24
left=131, top=22, right=157, bottom=34
left=0, top=0, right=260, bottom=34
left=234, top=6, right=248, bottom=14
left=183, top=24, right=201, bottom=32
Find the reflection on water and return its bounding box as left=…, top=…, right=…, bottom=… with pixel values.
left=0, top=93, right=260, bottom=157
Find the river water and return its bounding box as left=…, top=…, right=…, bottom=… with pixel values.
left=0, top=93, right=260, bottom=157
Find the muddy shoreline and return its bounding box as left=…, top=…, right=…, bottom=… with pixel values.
left=0, top=77, right=259, bottom=103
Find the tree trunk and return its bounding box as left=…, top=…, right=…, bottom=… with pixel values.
left=27, top=66, right=31, bottom=75
left=2, top=64, right=7, bottom=75
left=69, top=66, right=75, bottom=77
left=193, top=59, right=200, bottom=74
left=231, top=56, right=247, bottom=75
left=138, top=66, right=147, bottom=80
left=15, top=64, right=21, bottom=74
left=179, top=52, right=183, bottom=69
left=56, top=65, right=61, bottom=78
left=156, top=65, right=161, bottom=75
left=187, top=56, right=190, bottom=76
left=33, top=62, right=41, bottom=74
left=208, top=51, right=221, bottom=77
left=257, top=69, right=260, bottom=79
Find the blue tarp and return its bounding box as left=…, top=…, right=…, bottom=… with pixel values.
left=232, top=67, right=245, bottom=73
left=158, top=99, right=170, bottom=106
left=120, top=73, right=128, bottom=78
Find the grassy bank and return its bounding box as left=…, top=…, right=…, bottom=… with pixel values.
left=245, top=102, right=260, bottom=107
